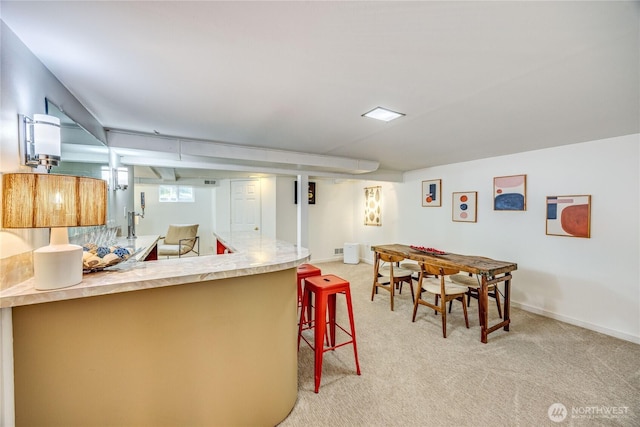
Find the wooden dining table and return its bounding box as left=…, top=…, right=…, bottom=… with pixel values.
left=371, top=244, right=518, bottom=343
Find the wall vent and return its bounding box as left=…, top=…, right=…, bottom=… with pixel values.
left=204, top=180, right=217, bottom=185
left=334, top=248, right=344, bottom=255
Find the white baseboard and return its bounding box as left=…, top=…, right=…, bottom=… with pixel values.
left=512, top=301, right=640, bottom=345
left=310, top=257, right=374, bottom=265
left=309, top=256, right=344, bottom=264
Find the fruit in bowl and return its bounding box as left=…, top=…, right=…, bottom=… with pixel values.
left=410, top=245, right=446, bottom=255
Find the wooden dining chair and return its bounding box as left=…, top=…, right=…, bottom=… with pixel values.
left=450, top=273, right=502, bottom=320
left=412, top=262, right=469, bottom=338
left=371, top=252, right=414, bottom=311
left=400, top=261, right=422, bottom=280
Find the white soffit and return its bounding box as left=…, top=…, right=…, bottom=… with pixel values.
left=107, top=130, right=380, bottom=175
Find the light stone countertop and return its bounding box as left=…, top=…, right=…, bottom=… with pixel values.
left=115, top=234, right=161, bottom=262
left=0, top=231, right=310, bottom=308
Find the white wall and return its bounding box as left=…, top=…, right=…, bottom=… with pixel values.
left=0, top=22, right=109, bottom=426
left=353, top=134, right=640, bottom=343
left=275, top=176, right=297, bottom=244
left=275, top=177, right=357, bottom=262
left=261, top=177, right=277, bottom=238
left=351, top=181, right=403, bottom=264
left=307, top=179, right=356, bottom=262
left=214, top=180, right=231, bottom=234
left=134, top=184, right=215, bottom=256
left=0, top=22, right=103, bottom=260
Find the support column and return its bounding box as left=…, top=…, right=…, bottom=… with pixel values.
left=296, top=174, right=309, bottom=250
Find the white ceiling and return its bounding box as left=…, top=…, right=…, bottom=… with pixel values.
left=2, top=1, right=638, bottom=180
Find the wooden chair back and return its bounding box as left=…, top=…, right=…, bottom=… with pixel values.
left=419, top=262, right=459, bottom=277
left=379, top=253, right=405, bottom=264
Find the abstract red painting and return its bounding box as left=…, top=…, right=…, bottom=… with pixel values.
left=546, top=195, right=591, bottom=238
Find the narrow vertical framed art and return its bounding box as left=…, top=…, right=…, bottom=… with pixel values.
left=364, top=186, right=381, bottom=226
left=422, top=179, right=442, bottom=207
left=452, top=191, right=477, bottom=222
left=546, top=195, right=591, bottom=238
left=294, top=181, right=316, bottom=204
left=494, top=174, right=526, bottom=211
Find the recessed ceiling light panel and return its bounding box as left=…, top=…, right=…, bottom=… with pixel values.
left=362, top=107, right=405, bottom=122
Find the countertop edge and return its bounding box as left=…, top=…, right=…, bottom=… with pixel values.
left=1, top=232, right=310, bottom=308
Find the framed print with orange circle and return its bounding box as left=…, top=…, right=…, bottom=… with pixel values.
left=452, top=191, right=477, bottom=222
left=422, top=179, right=442, bottom=207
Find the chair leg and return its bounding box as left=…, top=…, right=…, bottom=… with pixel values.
left=307, top=291, right=313, bottom=328
left=412, top=276, right=423, bottom=322
left=313, top=291, right=328, bottom=393
left=297, top=278, right=303, bottom=311
left=298, top=288, right=309, bottom=350
left=390, top=279, right=395, bottom=312
left=460, top=295, right=469, bottom=329
left=344, top=288, right=361, bottom=376
left=327, top=294, right=337, bottom=349
left=440, top=296, right=447, bottom=338
left=398, top=278, right=414, bottom=302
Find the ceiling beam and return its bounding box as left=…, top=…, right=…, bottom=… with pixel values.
left=107, top=130, right=380, bottom=175
left=150, top=167, right=176, bottom=181
left=120, top=155, right=403, bottom=182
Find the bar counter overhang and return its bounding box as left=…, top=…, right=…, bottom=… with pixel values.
left=2, top=232, right=309, bottom=427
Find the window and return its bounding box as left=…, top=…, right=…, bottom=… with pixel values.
left=159, top=185, right=195, bottom=202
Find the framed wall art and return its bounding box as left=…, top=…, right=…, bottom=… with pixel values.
left=364, top=186, right=381, bottom=226
left=546, top=195, right=591, bottom=238
left=452, top=191, right=477, bottom=222
left=422, top=179, right=442, bottom=207
left=294, top=181, right=316, bottom=204
left=494, top=174, right=526, bottom=211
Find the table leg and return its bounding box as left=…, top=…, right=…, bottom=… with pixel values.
left=481, top=274, right=512, bottom=342
left=480, top=275, right=489, bottom=344
left=503, top=276, right=511, bottom=331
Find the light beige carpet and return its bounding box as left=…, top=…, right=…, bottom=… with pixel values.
left=278, top=261, right=640, bottom=427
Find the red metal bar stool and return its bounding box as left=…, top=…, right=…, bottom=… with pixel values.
left=298, top=274, right=361, bottom=393
left=297, top=264, right=321, bottom=321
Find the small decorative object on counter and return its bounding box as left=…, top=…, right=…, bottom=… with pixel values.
left=82, top=243, right=133, bottom=272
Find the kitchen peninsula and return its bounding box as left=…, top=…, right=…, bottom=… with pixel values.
left=1, top=232, right=309, bottom=427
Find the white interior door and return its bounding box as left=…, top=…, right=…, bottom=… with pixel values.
left=231, top=180, right=261, bottom=232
